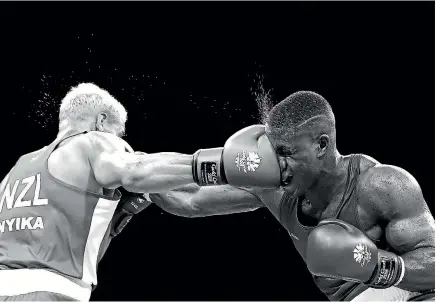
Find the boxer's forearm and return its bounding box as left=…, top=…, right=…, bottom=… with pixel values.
left=150, top=185, right=263, bottom=217
left=136, top=152, right=193, bottom=165
left=124, top=166, right=194, bottom=193
left=122, top=153, right=195, bottom=193
left=150, top=187, right=200, bottom=217
left=397, top=247, right=435, bottom=292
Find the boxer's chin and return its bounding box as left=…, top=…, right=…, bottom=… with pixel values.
left=283, top=182, right=300, bottom=197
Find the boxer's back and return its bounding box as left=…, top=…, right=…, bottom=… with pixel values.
left=0, top=131, right=121, bottom=288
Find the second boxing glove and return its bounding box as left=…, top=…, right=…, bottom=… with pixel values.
left=111, top=188, right=152, bottom=237
left=306, top=219, right=405, bottom=289
left=192, top=125, right=281, bottom=189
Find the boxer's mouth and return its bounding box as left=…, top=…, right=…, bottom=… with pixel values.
left=281, top=175, right=293, bottom=186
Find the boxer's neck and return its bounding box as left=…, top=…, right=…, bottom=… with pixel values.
left=57, top=122, right=94, bottom=139
left=305, top=151, right=348, bottom=211
left=56, top=126, right=91, bottom=138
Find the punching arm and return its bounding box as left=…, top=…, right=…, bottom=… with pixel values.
left=87, top=132, right=195, bottom=193
left=150, top=184, right=264, bottom=217
left=92, top=150, right=194, bottom=193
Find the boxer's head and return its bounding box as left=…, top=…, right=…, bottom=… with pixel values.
left=58, top=83, right=127, bottom=137
left=265, top=91, right=336, bottom=196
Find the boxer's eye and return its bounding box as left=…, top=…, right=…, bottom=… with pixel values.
left=281, top=150, right=296, bottom=157
left=277, top=146, right=295, bottom=156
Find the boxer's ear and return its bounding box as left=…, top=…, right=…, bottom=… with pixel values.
left=316, top=134, right=329, bottom=158
left=96, top=113, right=108, bottom=130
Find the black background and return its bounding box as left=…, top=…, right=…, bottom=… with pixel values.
left=0, top=2, right=434, bottom=301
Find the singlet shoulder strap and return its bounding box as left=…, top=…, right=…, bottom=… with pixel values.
left=333, top=154, right=362, bottom=218
left=49, top=130, right=88, bottom=152
left=279, top=190, right=297, bottom=224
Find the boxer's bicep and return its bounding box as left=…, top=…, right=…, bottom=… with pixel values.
left=382, top=173, right=435, bottom=291
left=91, top=150, right=127, bottom=189
left=87, top=132, right=133, bottom=189
left=375, top=166, right=436, bottom=253
left=386, top=213, right=435, bottom=254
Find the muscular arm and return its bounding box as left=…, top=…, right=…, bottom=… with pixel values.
left=367, top=165, right=435, bottom=292
left=87, top=132, right=195, bottom=193
left=150, top=184, right=265, bottom=218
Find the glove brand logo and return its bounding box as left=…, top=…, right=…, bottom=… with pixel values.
left=235, top=150, right=261, bottom=173
left=353, top=243, right=372, bottom=267
left=210, top=163, right=218, bottom=184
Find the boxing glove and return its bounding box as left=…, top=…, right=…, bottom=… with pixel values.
left=110, top=188, right=152, bottom=237
left=306, top=219, right=405, bottom=289
left=192, top=125, right=281, bottom=189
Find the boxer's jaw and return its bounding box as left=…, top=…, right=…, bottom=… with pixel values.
left=97, top=122, right=126, bottom=138
left=304, top=153, right=349, bottom=209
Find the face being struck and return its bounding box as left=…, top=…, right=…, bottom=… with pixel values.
left=266, top=125, right=323, bottom=197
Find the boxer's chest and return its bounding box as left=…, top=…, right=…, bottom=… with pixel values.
left=255, top=188, right=384, bottom=244
left=303, top=192, right=384, bottom=242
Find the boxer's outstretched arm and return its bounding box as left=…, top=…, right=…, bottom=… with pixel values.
left=150, top=184, right=265, bottom=217
left=87, top=132, right=195, bottom=193
left=366, top=165, right=435, bottom=292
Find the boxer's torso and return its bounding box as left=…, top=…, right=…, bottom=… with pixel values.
left=0, top=131, right=121, bottom=288
left=251, top=154, right=389, bottom=301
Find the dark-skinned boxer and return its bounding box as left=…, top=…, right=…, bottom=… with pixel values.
left=152, top=91, right=435, bottom=301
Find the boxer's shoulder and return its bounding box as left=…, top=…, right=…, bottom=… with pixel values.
left=356, top=162, right=422, bottom=218
left=359, top=163, right=420, bottom=194
left=82, top=131, right=133, bottom=154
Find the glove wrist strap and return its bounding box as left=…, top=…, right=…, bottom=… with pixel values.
left=366, top=249, right=404, bottom=289
left=192, top=153, right=199, bottom=184
left=193, top=148, right=227, bottom=186
left=110, top=211, right=133, bottom=237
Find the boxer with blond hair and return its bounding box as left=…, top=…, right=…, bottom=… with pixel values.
left=0, top=83, right=257, bottom=301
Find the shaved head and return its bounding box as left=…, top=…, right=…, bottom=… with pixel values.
left=265, top=91, right=336, bottom=143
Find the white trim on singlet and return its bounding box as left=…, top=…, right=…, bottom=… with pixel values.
left=81, top=196, right=119, bottom=286
left=351, top=286, right=422, bottom=301
left=0, top=268, right=92, bottom=301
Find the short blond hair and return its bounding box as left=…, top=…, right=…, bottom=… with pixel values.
left=59, top=83, right=127, bottom=130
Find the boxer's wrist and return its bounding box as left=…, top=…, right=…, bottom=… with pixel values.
left=366, top=249, right=405, bottom=289
left=393, top=256, right=405, bottom=286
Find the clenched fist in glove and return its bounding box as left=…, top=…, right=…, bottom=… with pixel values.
left=306, top=219, right=405, bottom=289
left=110, top=187, right=152, bottom=237
left=192, top=125, right=281, bottom=189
